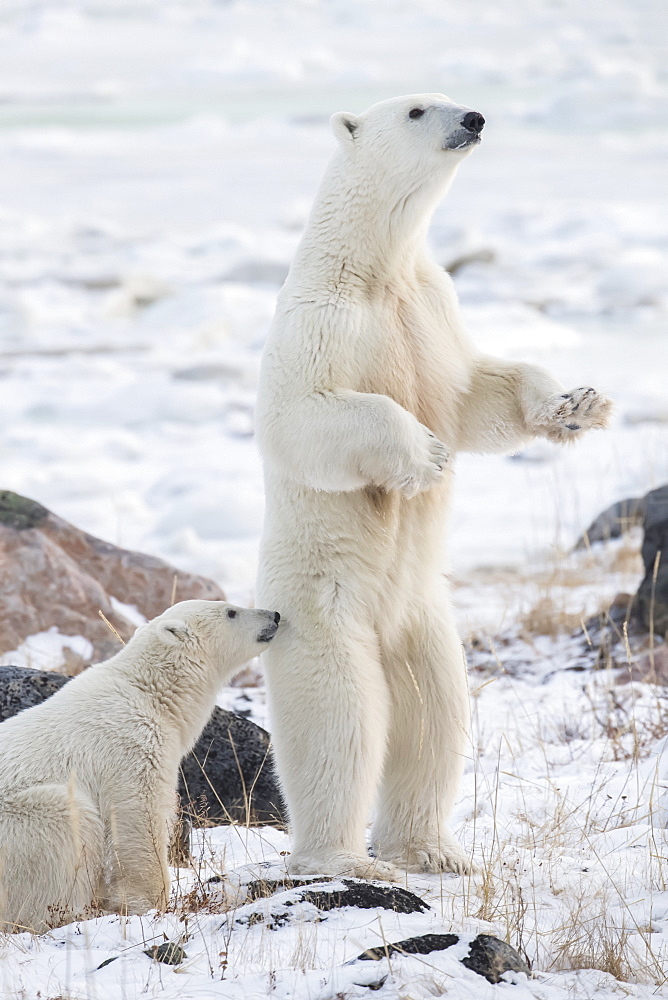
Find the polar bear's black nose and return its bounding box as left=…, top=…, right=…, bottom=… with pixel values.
left=274, top=612, right=281, bottom=624
left=461, top=111, right=485, bottom=134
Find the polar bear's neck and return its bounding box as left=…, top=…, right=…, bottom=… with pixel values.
left=114, top=640, right=225, bottom=755
left=293, top=153, right=457, bottom=284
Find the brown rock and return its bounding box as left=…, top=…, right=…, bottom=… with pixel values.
left=0, top=490, right=225, bottom=665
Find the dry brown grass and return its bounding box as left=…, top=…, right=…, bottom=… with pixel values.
left=519, top=596, right=584, bottom=637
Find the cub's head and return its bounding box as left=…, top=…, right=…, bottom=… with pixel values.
left=330, top=93, right=484, bottom=188
left=138, top=599, right=280, bottom=675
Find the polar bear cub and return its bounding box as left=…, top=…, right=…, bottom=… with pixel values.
left=0, top=600, right=280, bottom=933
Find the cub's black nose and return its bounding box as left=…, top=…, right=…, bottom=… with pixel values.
left=274, top=612, right=281, bottom=624
left=461, top=111, right=485, bottom=134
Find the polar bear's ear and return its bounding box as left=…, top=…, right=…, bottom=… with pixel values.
left=331, top=111, right=360, bottom=145
left=159, top=619, right=194, bottom=645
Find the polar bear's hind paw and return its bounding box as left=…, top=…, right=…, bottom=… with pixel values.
left=287, top=852, right=398, bottom=882
left=387, top=842, right=472, bottom=876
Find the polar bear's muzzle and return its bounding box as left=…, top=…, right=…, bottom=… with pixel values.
left=443, top=110, right=485, bottom=151
left=257, top=611, right=281, bottom=643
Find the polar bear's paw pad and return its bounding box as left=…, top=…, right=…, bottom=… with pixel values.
left=533, top=387, right=613, bottom=442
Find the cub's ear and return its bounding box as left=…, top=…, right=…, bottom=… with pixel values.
left=158, top=619, right=194, bottom=645
left=330, top=111, right=360, bottom=145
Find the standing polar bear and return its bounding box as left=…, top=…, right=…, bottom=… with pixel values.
left=256, top=94, right=611, bottom=880
left=0, top=600, right=280, bottom=932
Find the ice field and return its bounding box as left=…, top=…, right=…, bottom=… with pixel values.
left=0, top=1, right=667, bottom=996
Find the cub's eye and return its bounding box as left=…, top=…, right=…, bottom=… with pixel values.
left=408, top=107, right=424, bottom=120
left=226, top=609, right=237, bottom=619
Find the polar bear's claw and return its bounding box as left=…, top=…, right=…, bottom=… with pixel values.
left=531, top=386, right=612, bottom=443
left=395, top=425, right=450, bottom=498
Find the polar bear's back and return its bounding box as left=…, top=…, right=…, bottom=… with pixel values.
left=0, top=664, right=145, bottom=795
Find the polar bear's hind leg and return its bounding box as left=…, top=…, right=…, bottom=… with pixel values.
left=0, top=783, right=104, bottom=933
left=371, top=599, right=472, bottom=875
left=263, top=619, right=397, bottom=881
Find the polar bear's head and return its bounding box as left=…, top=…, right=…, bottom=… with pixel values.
left=330, top=93, right=484, bottom=195
left=138, top=599, right=280, bottom=674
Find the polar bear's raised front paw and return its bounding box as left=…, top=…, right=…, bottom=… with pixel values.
left=530, top=387, right=612, bottom=444
left=391, top=426, right=450, bottom=499
left=287, top=852, right=398, bottom=882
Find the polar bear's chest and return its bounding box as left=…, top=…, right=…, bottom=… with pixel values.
left=356, top=286, right=466, bottom=439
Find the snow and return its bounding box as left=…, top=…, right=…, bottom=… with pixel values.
left=0, top=0, right=667, bottom=995
left=0, top=626, right=93, bottom=671
left=1, top=631, right=667, bottom=998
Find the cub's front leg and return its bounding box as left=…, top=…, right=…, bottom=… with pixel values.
left=102, top=798, right=171, bottom=915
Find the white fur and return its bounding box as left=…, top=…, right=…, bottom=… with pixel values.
left=0, top=600, right=279, bottom=932
left=255, top=94, right=612, bottom=881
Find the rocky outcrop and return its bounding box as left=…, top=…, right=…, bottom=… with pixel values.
left=358, top=931, right=530, bottom=984
left=574, top=485, right=668, bottom=640
left=0, top=666, right=284, bottom=828
left=461, top=934, right=531, bottom=984
left=245, top=877, right=428, bottom=913
left=178, top=706, right=286, bottom=828
left=0, top=664, right=69, bottom=722
left=575, top=496, right=646, bottom=549
left=0, top=490, right=225, bottom=667
left=634, top=485, right=668, bottom=638
left=616, top=645, right=668, bottom=685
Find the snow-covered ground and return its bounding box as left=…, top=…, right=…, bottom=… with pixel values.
left=0, top=0, right=667, bottom=996
left=2, top=588, right=668, bottom=999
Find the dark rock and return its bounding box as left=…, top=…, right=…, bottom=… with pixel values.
left=634, top=485, right=668, bottom=637
left=0, top=668, right=286, bottom=829
left=0, top=489, right=225, bottom=667
left=0, top=665, right=69, bottom=723
left=580, top=593, right=642, bottom=669
left=300, top=880, right=429, bottom=914
left=616, top=645, right=668, bottom=685
left=358, top=976, right=387, bottom=991
left=245, top=877, right=429, bottom=914
left=96, top=956, right=119, bottom=971
left=177, top=706, right=286, bottom=828
left=574, top=496, right=645, bottom=549
left=461, top=933, right=530, bottom=984
left=144, top=942, right=187, bottom=965
left=358, top=932, right=459, bottom=961
left=245, top=877, right=335, bottom=901
left=236, top=909, right=294, bottom=931
left=356, top=931, right=530, bottom=984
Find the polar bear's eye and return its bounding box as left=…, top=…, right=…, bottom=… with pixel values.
left=408, top=108, right=424, bottom=120
left=227, top=609, right=237, bottom=619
